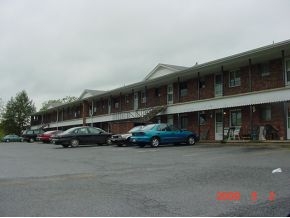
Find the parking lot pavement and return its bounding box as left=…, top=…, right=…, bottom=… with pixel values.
left=0, top=142, right=289, bottom=216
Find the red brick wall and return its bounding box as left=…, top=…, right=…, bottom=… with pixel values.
left=199, top=75, right=215, bottom=99
left=120, top=93, right=133, bottom=111
left=110, top=122, right=135, bottom=134
left=251, top=58, right=284, bottom=91
left=146, top=85, right=167, bottom=107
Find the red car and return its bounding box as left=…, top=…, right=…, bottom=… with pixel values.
left=38, top=130, right=63, bottom=143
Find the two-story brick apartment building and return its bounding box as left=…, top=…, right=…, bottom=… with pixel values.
left=31, top=39, right=290, bottom=141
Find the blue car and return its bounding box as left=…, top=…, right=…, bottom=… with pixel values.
left=130, top=123, right=199, bottom=147
left=1, top=134, right=23, bottom=143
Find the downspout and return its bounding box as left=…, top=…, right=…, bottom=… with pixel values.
left=91, top=100, right=94, bottom=127
left=249, top=59, right=253, bottom=139
left=197, top=72, right=200, bottom=138
left=56, top=109, right=59, bottom=130
left=282, top=50, right=287, bottom=140
left=221, top=66, right=225, bottom=141
left=177, top=77, right=180, bottom=103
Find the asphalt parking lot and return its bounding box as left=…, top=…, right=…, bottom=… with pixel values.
left=0, top=142, right=289, bottom=216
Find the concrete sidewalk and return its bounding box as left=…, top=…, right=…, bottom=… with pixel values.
left=199, top=140, right=290, bottom=148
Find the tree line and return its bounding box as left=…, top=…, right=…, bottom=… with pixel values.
left=0, top=91, right=76, bottom=138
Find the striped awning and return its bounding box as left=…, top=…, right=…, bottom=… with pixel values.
left=166, top=87, right=290, bottom=114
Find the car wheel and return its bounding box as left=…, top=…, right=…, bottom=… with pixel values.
left=70, top=139, right=79, bottom=147
left=6, top=139, right=10, bottom=143
left=30, top=138, right=35, bottom=143
left=187, top=136, right=195, bottom=145
left=125, top=138, right=131, bottom=146
left=106, top=137, right=112, bottom=145
left=151, top=137, right=160, bottom=148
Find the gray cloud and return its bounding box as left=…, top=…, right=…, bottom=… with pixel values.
left=1, top=0, right=290, bottom=109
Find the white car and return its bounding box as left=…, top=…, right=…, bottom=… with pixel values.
left=111, top=125, right=144, bottom=146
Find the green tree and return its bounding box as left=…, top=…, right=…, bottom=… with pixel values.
left=0, top=98, right=4, bottom=139
left=0, top=98, right=4, bottom=120
left=1, top=91, right=36, bottom=135
left=40, top=96, right=77, bottom=111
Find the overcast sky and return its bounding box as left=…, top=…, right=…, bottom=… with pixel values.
left=1, top=0, right=290, bottom=110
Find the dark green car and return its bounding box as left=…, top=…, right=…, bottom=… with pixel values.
left=1, top=134, right=23, bottom=142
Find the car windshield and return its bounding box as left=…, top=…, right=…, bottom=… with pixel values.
left=129, top=126, right=144, bottom=133
left=141, top=124, right=156, bottom=131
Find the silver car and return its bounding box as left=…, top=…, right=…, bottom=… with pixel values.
left=111, top=125, right=144, bottom=146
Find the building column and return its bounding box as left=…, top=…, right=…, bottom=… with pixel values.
left=82, top=101, right=89, bottom=126
left=56, top=109, right=59, bottom=130
left=248, top=58, right=252, bottom=92
left=282, top=50, right=285, bottom=84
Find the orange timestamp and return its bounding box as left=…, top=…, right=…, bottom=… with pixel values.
left=216, top=192, right=241, bottom=201
left=216, top=191, right=276, bottom=202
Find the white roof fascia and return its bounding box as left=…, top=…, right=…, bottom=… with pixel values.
left=144, top=63, right=188, bottom=81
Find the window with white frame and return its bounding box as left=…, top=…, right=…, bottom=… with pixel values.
left=179, top=82, right=188, bottom=97
left=167, top=84, right=173, bottom=104
left=230, top=110, right=242, bottom=126
left=199, top=77, right=206, bottom=88
left=261, top=62, right=270, bottom=77
left=199, top=112, right=207, bottom=125
left=125, top=95, right=130, bottom=104
left=180, top=115, right=188, bottom=129
left=155, top=88, right=161, bottom=97
left=229, top=70, right=241, bottom=87
left=141, top=91, right=146, bottom=104
left=261, top=105, right=271, bottom=121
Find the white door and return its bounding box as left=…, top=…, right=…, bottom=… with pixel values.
left=287, top=104, right=290, bottom=139
left=215, top=74, right=223, bottom=97
left=134, top=92, right=139, bottom=110
left=215, top=111, right=223, bottom=140
left=167, top=84, right=173, bottom=105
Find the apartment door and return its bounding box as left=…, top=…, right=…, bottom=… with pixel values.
left=134, top=92, right=139, bottom=110
left=215, top=74, right=223, bottom=97
left=167, top=84, right=173, bottom=105
left=215, top=111, right=223, bottom=140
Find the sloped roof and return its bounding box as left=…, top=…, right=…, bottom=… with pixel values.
left=79, top=89, right=106, bottom=100
left=143, top=63, right=188, bottom=81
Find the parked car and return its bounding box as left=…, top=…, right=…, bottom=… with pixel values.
left=37, top=130, right=63, bottom=143
left=22, top=129, right=45, bottom=142
left=52, top=126, right=112, bottom=148
left=1, top=134, right=23, bottom=142
left=111, top=125, right=144, bottom=146
left=130, top=123, right=199, bottom=147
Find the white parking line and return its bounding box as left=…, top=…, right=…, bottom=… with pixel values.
left=137, top=149, right=158, bottom=153
left=183, top=153, right=199, bottom=157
